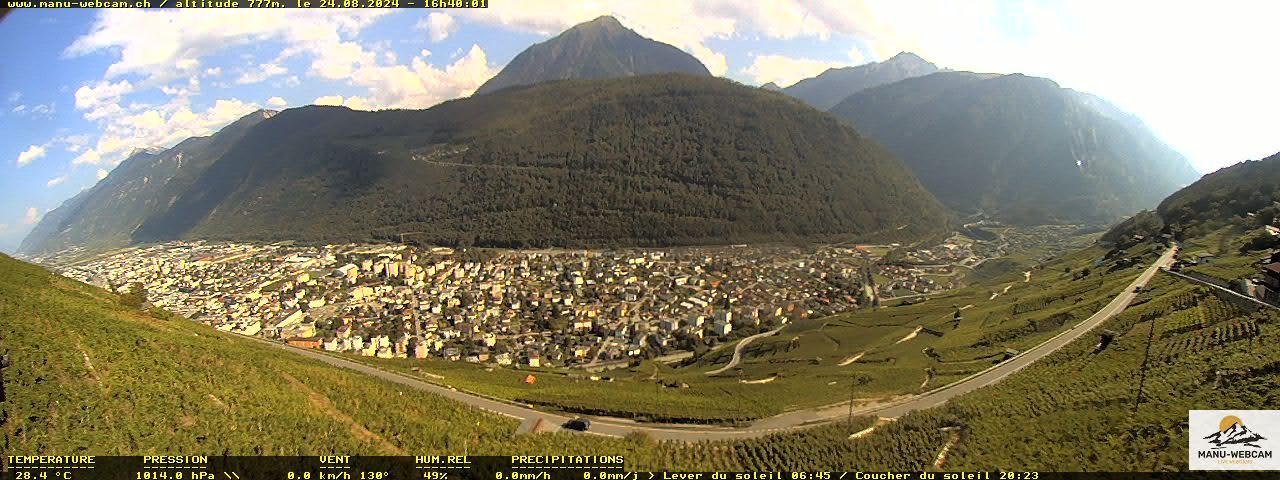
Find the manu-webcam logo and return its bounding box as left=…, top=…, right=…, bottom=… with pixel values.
left=1190, top=410, right=1280, bottom=470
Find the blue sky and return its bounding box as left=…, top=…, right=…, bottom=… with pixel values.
left=2, top=1, right=1278, bottom=252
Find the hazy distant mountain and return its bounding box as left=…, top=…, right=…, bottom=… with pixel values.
left=760, top=82, right=783, bottom=91
left=19, top=111, right=276, bottom=255
left=782, top=52, right=939, bottom=110
left=830, top=71, right=1201, bottom=224
left=110, top=75, right=948, bottom=249
left=473, top=16, right=710, bottom=96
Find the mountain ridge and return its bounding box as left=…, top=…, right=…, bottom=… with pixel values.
left=829, top=70, right=1200, bottom=224
left=781, top=52, right=939, bottom=110
left=19, top=109, right=277, bottom=255
left=473, top=15, right=710, bottom=95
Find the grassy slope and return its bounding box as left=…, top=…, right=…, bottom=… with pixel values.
left=4, top=226, right=1275, bottom=471
left=0, top=253, right=642, bottom=458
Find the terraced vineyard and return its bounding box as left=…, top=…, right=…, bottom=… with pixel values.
left=931, top=241, right=1279, bottom=470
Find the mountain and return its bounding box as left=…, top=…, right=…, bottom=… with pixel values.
left=1204, top=421, right=1267, bottom=449
left=830, top=71, right=1201, bottom=224
left=18, top=111, right=276, bottom=256
left=760, top=82, right=782, bottom=91
left=473, top=16, right=710, bottom=96
left=1157, top=151, right=1280, bottom=230
left=781, top=52, right=939, bottom=110
left=1100, top=151, right=1280, bottom=246
left=41, top=74, right=949, bottom=250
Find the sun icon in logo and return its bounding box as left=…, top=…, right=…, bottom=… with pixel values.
left=1220, top=415, right=1244, bottom=433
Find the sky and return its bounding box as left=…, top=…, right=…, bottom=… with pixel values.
left=1, top=1, right=1278, bottom=252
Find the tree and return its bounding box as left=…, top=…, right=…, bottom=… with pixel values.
left=120, top=282, right=147, bottom=309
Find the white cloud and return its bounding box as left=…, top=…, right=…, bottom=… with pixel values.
left=96, top=168, right=109, bottom=180
left=46, top=175, right=68, bottom=187
left=72, top=148, right=102, bottom=166
left=266, top=96, right=288, bottom=108
left=7, top=91, right=20, bottom=103
left=32, top=104, right=55, bottom=117
left=741, top=54, right=848, bottom=88
left=236, top=63, right=288, bottom=85
left=160, top=76, right=201, bottom=99
left=65, top=10, right=391, bottom=84
left=16, top=145, right=47, bottom=167
left=349, top=44, right=496, bottom=109
left=417, top=12, right=458, bottom=43
left=74, top=80, right=133, bottom=121
left=204, top=66, right=222, bottom=77
left=310, top=41, right=377, bottom=79
left=91, top=98, right=261, bottom=164
left=847, top=47, right=866, bottom=65
left=58, top=133, right=93, bottom=152
left=23, top=207, right=40, bottom=225
left=312, top=95, right=343, bottom=106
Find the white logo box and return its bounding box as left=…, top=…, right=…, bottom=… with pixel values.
left=1190, top=410, right=1280, bottom=470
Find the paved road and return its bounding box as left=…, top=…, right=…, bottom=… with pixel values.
left=250, top=246, right=1177, bottom=441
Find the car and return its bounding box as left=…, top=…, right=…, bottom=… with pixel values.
left=1133, top=285, right=1144, bottom=293
left=563, top=417, right=592, bottom=431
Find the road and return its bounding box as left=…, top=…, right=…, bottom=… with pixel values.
left=249, top=246, right=1177, bottom=441
left=704, top=325, right=786, bottom=376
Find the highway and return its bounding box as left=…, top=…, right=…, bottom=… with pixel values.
left=251, top=246, right=1177, bottom=441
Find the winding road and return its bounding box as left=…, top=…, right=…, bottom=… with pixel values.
left=246, top=246, right=1177, bottom=441
left=704, top=325, right=785, bottom=376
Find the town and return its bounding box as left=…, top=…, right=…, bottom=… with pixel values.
left=49, top=238, right=994, bottom=367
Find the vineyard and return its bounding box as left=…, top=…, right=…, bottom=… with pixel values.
left=5, top=220, right=1273, bottom=471
left=933, top=242, right=1279, bottom=471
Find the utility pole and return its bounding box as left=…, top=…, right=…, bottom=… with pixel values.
left=847, top=373, right=857, bottom=433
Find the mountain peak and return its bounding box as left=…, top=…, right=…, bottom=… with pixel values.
left=883, top=52, right=936, bottom=70
left=473, top=16, right=710, bottom=96
left=780, top=52, right=940, bottom=110
left=579, top=15, right=624, bottom=30
left=887, top=51, right=924, bottom=62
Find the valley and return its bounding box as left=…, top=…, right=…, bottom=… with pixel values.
left=3, top=8, right=1278, bottom=474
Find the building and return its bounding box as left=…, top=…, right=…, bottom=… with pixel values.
left=1259, top=263, right=1280, bottom=303
left=287, top=337, right=323, bottom=349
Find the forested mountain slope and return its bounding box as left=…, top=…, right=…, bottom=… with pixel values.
left=131, top=74, right=951, bottom=248
left=831, top=71, right=1200, bottom=224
